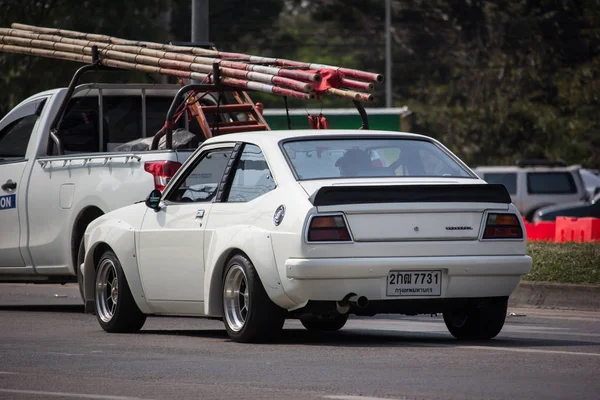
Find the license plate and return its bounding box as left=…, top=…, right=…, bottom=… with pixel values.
left=386, top=270, right=442, bottom=296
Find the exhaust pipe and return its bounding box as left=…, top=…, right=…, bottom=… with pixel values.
left=336, top=293, right=369, bottom=313
left=354, top=296, right=369, bottom=309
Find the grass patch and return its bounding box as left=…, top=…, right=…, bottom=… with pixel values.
left=524, top=242, right=600, bottom=284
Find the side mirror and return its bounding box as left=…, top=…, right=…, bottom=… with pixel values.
left=145, top=189, right=163, bottom=211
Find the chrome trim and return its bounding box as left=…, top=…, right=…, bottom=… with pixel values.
left=304, top=212, right=355, bottom=244
left=38, top=153, right=141, bottom=168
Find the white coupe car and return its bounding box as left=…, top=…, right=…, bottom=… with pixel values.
left=82, top=130, right=532, bottom=343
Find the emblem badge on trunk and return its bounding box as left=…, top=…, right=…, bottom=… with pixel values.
left=414, top=226, right=419, bottom=232
left=446, top=226, right=473, bottom=230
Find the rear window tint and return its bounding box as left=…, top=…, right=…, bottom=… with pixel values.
left=482, top=173, right=517, bottom=195
left=282, top=138, right=471, bottom=180
left=527, top=172, right=577, bottom=194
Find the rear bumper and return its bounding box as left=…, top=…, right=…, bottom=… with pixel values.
left=285, top=255, right=532, bottom=279
left=281, top=255, right=531, bottom=304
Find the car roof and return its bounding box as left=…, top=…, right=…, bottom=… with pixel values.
left=202, top=129, right=431, bottom=145
left=474, top=165, right=581, bottom=172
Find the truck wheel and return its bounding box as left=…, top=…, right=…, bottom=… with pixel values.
left=222, top=254, right=286, bottom=343
left=94, top=250, right=146, bottom=333
left=443, top=298, right=508, bottom=340
left=300, top=314, right=349, bottom=332
left=76, top=239, right=85, bottom=301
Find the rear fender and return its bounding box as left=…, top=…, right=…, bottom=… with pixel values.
left=204, top=226, right=296, bottom=316
left=83, top=218, right=151, bottom=314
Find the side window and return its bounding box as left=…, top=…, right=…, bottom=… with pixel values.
left=482, top=173, right=517, bottom=195
left=166, top=148, right=232, bottom=203
left=57, top=97, right=101, bottom=153
left=0, top=114, right=39, bottom=160
left=227, top=144, right=276, bottom=202
left=527, top=172, right=576, bottom=194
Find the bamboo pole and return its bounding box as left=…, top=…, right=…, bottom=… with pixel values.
left=340, top=77, right=374, bottom=91
left=0, top=40, right=315, bottom=100
left=0, top=28, right=321, bottom=85
left=12, top=23, right=383, bottom=83
left=0, top=33, right=314, bottom=93
left=327, top=88, right=374, bottom=102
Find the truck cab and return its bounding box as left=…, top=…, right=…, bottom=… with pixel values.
left=0, top=83, right=203, bottom=284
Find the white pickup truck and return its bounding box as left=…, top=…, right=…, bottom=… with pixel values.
left=0, top=82, right=206, bottom=292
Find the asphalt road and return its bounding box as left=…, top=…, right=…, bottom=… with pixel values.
left=0, top=284, right=599, bottom=400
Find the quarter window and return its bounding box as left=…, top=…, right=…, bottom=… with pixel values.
left=166, top=148, right=232, bottom=203
left=482, top=173, right=517, bottom=195
left=227, top=144, right=276, bottom=202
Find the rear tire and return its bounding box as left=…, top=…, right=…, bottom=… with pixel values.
left=222, top=254, right=286, bottom=343
left=300, top=313, right=349, bottom=332
left=443, top=298, right=508, bottom=340
left=94, top=250, right=146, bottom=333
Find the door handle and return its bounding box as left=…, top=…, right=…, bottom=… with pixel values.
left=2, top=180, right=17, bottom=191
left=195, top=209, right=205, bottom=219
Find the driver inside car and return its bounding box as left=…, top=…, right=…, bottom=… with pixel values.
left=335, top=148, right=374, bottom=177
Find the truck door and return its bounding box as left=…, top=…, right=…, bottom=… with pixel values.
left=0, top=98, right=46, bottom=268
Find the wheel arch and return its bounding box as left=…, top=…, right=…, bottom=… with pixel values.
left=204, top=237, right=295, bottom=317
left=82, top=219, right=151, bottom=314
left=205, top=248, right=248, bottom=317
left=71, top=206, right=105, bottom=274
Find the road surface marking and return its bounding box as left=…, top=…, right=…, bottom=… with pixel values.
left=0, top=372, right=16, bottom=375
left=0, top=389, right=150, bottom=400
left=45, top=351, right=85, bottom=356
left=459, top=345, right=600, bottom=357
left=324, top=396, right=404, bottom=400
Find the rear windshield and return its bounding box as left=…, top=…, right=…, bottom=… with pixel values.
left=281, top=138, right=472, bottom=180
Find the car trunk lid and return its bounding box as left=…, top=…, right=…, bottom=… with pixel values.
left=303, top=181, right=511, bottom=242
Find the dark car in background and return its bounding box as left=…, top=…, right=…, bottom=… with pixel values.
left=533, top=192, right=600, bottom=222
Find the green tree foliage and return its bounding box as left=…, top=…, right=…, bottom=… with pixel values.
left=282, top=0, right=599, bottom=167
left=0, top=0, right=171, bottom=116
left=0, top=0, right=597, bottom=168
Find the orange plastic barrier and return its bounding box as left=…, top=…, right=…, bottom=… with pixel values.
left=554, top=217, right=600, bottom=242
left=524, top=221, right=556, bottom=241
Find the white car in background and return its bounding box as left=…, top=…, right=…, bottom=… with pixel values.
left=82, top=130, right=532, bottom=343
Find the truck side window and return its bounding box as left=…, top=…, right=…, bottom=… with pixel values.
left=482, top=173, right=517, bottom=195
left=57, top=97, right=101, bottom=154
left=0, top=114, right=39, bottom=160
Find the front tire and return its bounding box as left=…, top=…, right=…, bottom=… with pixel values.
left=94, top=250, right=146, bottom=333
left=222, top=254, right=286, bottom=343
left=300, top=313, right=349, bottom=332
left=443, top=298, right=508, bottom=340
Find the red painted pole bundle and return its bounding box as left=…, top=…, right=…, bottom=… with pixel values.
left=2, top=23, right=382, bottom=102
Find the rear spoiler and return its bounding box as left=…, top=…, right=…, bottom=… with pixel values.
left=312, top=184, right=511, bottom=206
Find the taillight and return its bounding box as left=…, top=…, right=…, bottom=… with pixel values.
left=144, top=161, right=182, bottom=191
left=307, top=215, right=352, bottom=242
left=482, top=213, right=523, bottom=239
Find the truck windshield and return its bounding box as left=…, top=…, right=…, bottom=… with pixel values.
left=281, top=138, right=472, bottom=180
